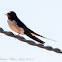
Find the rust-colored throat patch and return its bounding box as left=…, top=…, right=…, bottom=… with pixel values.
left=7, top=13, right=11, bottom=19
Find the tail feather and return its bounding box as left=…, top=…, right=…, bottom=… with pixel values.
left=34, top=36, right=45, bottom=44
left=27, top=28, right=56, bottom=42
left=37, top=34, right=56, bottom=42
left=24, top=30, right=45, bottom=44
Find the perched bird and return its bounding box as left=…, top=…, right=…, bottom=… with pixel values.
left=6, top=11, right=45, bottom=44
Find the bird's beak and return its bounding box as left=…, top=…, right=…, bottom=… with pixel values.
left=5, top=13, right=11, bottom=19
left=5, top=13, right=9, bottom=15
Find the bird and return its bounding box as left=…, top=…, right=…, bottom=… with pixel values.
left=6, top=11, right=45, bottom=44
left=6, top=11, right=56, bottom=44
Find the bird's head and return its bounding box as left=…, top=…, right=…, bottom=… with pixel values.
left=6, top=11, right=17, bottom=19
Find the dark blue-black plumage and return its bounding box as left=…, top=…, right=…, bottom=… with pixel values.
left=6, top=11, right=45, bottom=44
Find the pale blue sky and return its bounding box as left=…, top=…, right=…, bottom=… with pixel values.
left=0, top=0, right=62, bottom=62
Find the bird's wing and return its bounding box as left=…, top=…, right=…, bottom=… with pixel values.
left=16, top=20, right=43, bottom=37
left=24, top=29, right=45, bottom=44
left=16, top=20, right=55, bottom=42
left=28, top=28, right=43, bottom=37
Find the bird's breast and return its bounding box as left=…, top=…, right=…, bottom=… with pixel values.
left=7, top=19, right=25, bottom=35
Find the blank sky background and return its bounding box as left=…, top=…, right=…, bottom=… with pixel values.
left=0, top=0, right=62, bottom=62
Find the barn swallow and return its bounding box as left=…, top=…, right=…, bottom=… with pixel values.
left=6, top=11, right=45, bottom=44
